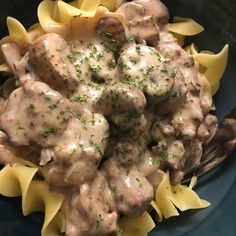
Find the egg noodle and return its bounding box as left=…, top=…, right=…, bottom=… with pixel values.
left=0, top=1, right=229, bottom=236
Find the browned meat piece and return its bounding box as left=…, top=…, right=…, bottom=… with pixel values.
left=171, top=98, right=204, bottom=138
left=29, top=33, right=78, bottom=93
left=155, top=71, right=187, bottom=115
left=137, top=150, right=166, bottom=189
left=110, top=113, right=147, bottom=134
left=1, top=43, right=39, bottom=84
left=109, top=140, right=146, bottom=166
left=183, top=139, right=203, bottom=173
left=0, top=131, right=18, bottom=164
left=64, top=173, right=117, bottom=236
left=170, top=169, right=184, bottom=185
left=40, top=112, right=109, bottom=188
left=130, top=16, right=160, bottom=46
left=0, top=98, right=6, bottom=114
left=96, top=16, right=125, bottom=50
left=104, top=159, right=153, bottom=217
left=96, top=83, right=146, bottom=116
left=118, top=44, right=180, bottom=103
left=197, top=114, right=217, bottom=142
left=95, top=83, right=146, bottom=133
left=0, top=80, right=71, bottom=146
left=1, top=43, right=22, bottom=73
left=134, top=0, right=169, bottom=27
left=164, top=140, right=186, bottom=169
left=116, top=2, right=159, bottom=46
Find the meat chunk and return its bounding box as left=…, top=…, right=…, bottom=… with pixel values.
left=0, top=80, right=71, bottom=146
left=170, top=169, right=184, bottom=185
left=109, top=139, right=146, bottom=166
left=137, top=150, right=165, bottom=189
left=96, top=83, right=146, bottom=133
left=118, top=44, right=178, bottom=102
left=116, top=2, right=159, bottom=46
left=1, top=43, right=39, bottom=84
left=1, top=43, right=22, bottom=73
left=0, top=131, right=18, bottom=164
left=182, top=139, right=203, bottom=173
left=104, top=159, right=153, bottom=217
left=171, top=98, right=204, bottom=138
left=29, top=33, right=78, bottom=92
left=134, top=0, right=169, bottom=27
left=197, top=114, right=217, bottom=142
left=64, top=173, right=118, bottom=236
left=69, top=39, right=119, bottom=84
left=41, top=112, right=109, bottom=187
left=96, top=16, right=125, bottom=50
left=96, top=83, right=146, bottom=116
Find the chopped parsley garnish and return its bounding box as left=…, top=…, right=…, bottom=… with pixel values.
left=39, top=50, right=48, bottom=57
left=96, top=215, right=103, bottom=229
left=107, top=59, right=116, bottom=71
left=71, top=94, right=89, bottom=103
left=161, top=65, right=168, bottom=73
left=118, top=58, right=131, bottom=71
left=135, top=45, right=143, bottom=56
left=89, top=139, right=103, bottom=155
left=67, top=51, right=81, bottom=63
left=42, top=128, right=58, bottom=138
left=145, top=65, right=155, bottom=75
left=48, top=100, right=61, bottom=110
left=27, top=104, right=35, bottom=113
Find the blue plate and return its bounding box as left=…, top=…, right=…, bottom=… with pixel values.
left=0, top=0, right=236, bottom=235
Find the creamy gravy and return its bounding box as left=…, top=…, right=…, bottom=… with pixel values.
left=0, top=1, right=217, bottom=235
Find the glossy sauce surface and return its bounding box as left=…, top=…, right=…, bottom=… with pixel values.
left=0, top=1, right=217, bottom=235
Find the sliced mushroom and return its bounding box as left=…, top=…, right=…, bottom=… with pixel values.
left=116, top=2, right=159, bottom=46
left=104, top=159, right=153, bottom=217
left=95, top=83, right=146, bottom=116
left=118, top=44, right=177, bottom=102
left=134, top=0, right=169, bottom=27
left=95, top=16, right=125, bottom=50
left=1, top=43, right=39, bottom=84
left=29, top=33, right=78, bottom=92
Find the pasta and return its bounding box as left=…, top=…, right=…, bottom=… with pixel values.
left=0, top=165, right=64, bottom=236
left=189, top=44, right=229, bottom=94
left=168, top=17, right=228, bottom=95
left=118, top=211, right=155, bottom=236
left=0, top=164, right=209, bottom=236
left=152, top=172, right=210, bottom=219
left=168, top=16, right=204, bottom=46
left=37, top=0, right=119, bottom=34
left=0, top=0, right=231, bottom=235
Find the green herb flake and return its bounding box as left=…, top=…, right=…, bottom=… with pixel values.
left=161, top=65, right=168, bottom=73
left=145, top=65, right=155, bottom=75
left=135, top=45, right=143, bottom=56
left=72, top=94, right=89, bottom=103
left=27, top=104, right=35, bottom=113
left=96, top=215, right=103, bottom=229
left=42, top=128, right=58, bottom=139
left=79, top=144, right=85, bottom=152
left=73, top=13, right=83, bottom=18
left=118, top=58, right=131, bottom=71
left=48, top=100, right=61, bottom=111
left=67, top=51, right=81, bottom=63
left=89, top=138, right=103, bottom=155
left=39, top=50, right=48, bottom=57
left=107, top=59, right=116, bottom=71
